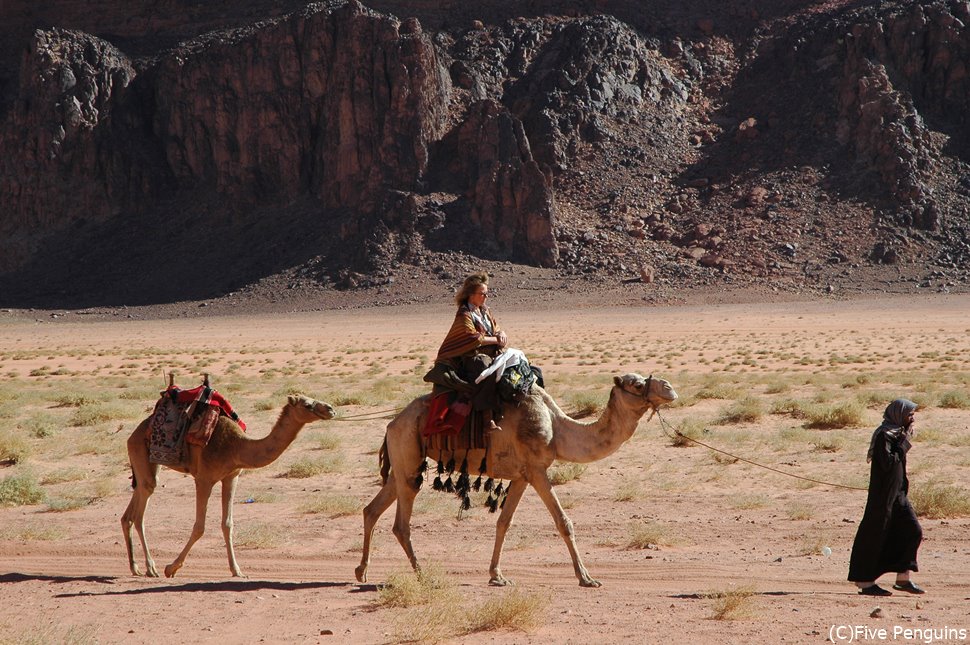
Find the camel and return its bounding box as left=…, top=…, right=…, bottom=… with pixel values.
left=122, top=394, right=335, bottom=578
left=355, top=372, right=677, bottom=587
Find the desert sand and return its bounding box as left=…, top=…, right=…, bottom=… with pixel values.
left=1, top=294, right=968, bottom=644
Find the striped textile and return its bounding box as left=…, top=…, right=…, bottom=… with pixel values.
left=435, top=304, right=501, bottom=362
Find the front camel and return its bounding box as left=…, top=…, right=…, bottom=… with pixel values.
left=121, top=394, right=335, bottom=578
left=355, top=373, right=677, bottom=587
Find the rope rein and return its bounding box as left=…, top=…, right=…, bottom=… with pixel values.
left=655, top=409, right=868, bottom=492
left=331, top=407, right=404, bottom=422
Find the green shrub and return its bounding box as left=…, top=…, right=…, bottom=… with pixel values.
left=718, top=397, right=763, bottom=424
left=805, top=401, right=864, bottom=429
left=0, top=471, right=46, bottom=506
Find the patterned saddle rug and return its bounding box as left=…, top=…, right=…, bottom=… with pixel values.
left=148, top=378, right=245, bottom=466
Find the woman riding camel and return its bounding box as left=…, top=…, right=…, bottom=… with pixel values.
left=435, top=272, right=508, bottom=367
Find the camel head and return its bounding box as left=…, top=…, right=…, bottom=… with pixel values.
left=612, top=373, right=678, bottom=413
left=285, top=395, right=336, bottom=422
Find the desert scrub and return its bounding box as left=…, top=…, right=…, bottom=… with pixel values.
left=378, top=563, right=454, bottom=608
left=911, top=481, right=970, bottom=519
left=811, top=434, right=845, bottom=452
left=69, top=401, right=132, bottom=427
left=705, top=585, right=757, bottom=620
left=785, top=503, right=814, bottom=521
left=612, top=480, right=642, bottom=502
left=717, top=397, right=763, bottom=424
left=0, top=522, right=65, bottom=541
left=299, top=493, right=360, bottom=517
left=0, top=471, right=46, bottom=506
left=804, top=401, right=864, bottom=429
left=20, top=413, right=61, bottom=438
left=461, top=589, right=548, bottom=635
left=282, top=454, right=346, bottom=478
left=0, top=428, right=30, bottom=464
left=548, top=462, right=587, bottom=485
left=234, top=522, right=286, bottom=548
left=564, top=391, right=601, bottom=418
left=313, top=430, right=342, bottom=451
left=669, top=419, right=705, bottom=447
left=938, top=390, right=970, bottom=409
left=626, top=520, right=674, bottom=549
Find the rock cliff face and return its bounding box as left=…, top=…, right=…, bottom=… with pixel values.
left=1, top=0, right=970, bottom=303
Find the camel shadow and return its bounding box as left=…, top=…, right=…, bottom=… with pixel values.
left=53, top=578, right=353, bottom=598
left=0, top=573, right=353, bottom=598
left=0, top=572, right=119, bottom=585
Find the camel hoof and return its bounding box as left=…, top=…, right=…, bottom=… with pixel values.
left=146, top=568, right=160, bottom=578
left=489, top=576, right=514, bottom=587
left=355, top=565, right=368, bottom=584
left=163, top=564, right=179, bottom=578
left=579, top=578, right=602, bottom=588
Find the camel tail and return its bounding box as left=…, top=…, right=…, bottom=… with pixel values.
left=379, top=436, right=390, bottom=485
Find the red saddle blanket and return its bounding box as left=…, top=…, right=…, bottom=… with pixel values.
left=423, top=393, right=470, bottom=437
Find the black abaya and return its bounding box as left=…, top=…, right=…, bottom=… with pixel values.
left=847, top=423, right=922, bottom=582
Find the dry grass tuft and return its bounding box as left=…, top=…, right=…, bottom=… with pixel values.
left=299, top=493, right=360, bottom=517
left=378, top=563, right=454, bottom=608
left=626, top=520, right=673, bottom=549
left=565, top=392, right=602, bottom=418
left=0, top=429, right=30, bottom=464
left=282, top=454, right=346, bottom=478
left=669, top=419, right=706, bottom=447
left=0, top=471, right=46, bottom=506
left=460, top=589, right=549, bottom=635
left=705, top=585, right=757, bottom=620
left=548, top=462, right=587, bottom=485
left=717, top=397, right=763, bottom=424
left=234, top=522, right=286, bottom=548
left=911, top=480, right=970, bottom=519
left=804, top=401, right=864, bottom=429
left=938, top=390, right=970, bottom=409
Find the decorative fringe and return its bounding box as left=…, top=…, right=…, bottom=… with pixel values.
left=478, top=457, right=487, bottom=474
left=455, top=457, right=470, bottom=497
left=436, top=459, right=445, bottom=475
left=486, top=494, right=499, bottom=513
left=494, top=481, right=504, bottom=497
left=443, top=476, right=455, bottom=493
left=472, top=475, right=482, bottom=492
left=484, top=478, right=494, bottom=493
left=414, top=459, right=428, bottom=489
left=461, top=494, right=472, bottom=511
left=432, top=474, right=444, bottom=491
left=446, top=456, right=456, bottom=473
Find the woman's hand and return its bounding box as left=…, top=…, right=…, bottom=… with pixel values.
left=496, top=331, right=508, bottom=348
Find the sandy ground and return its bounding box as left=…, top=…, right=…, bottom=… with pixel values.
left=1, top=294, right=969, bottom=644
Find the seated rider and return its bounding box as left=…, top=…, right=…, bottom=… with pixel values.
left=428, top=272, right=508, bottom=428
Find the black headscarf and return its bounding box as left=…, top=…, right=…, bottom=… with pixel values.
left=867, top=398, right=917, bottom=463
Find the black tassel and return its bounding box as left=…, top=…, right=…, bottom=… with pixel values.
left=418, top=460, right=428, bottom=474
left=487, top=495, right=499, bottom=513
left=414, top=473, right=424, bottom=489
left=432, top=475, right=444, bottom=491
left=444, top=477, right=455, bottom=493
left=461, top=494, right=472, bottom=511
left=484, top=478, right=494, bottom=493
left=478, top=456, right=487, bottom=474
left=494, top=482, right=504, bottom=497
left=472, top=475, right=482, bottom=492
left=446, top=456, right=455, bottom=473
left=459, top=457, right=468, bottom=474
left=456, top=472, right=470, bottom=496
left=436, top=459, right=444, bottom=475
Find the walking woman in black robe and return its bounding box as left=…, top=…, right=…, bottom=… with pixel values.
left=848, top=398, right=924, bottom=596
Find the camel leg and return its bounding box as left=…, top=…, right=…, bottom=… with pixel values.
left=355, top=473, right=399, bottom=583
left=391, top=473, right=421, bottom=573
left=164, top=478, right=215, bottom=578
left=488, top=478, right=527, bottom=587
left=220, top=473, right=245, bottom=577
left=121, top=424, right=161, bottom=577
left=529, top=471, right=601, bottom=587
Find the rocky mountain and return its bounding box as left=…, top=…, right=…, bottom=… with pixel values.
left=1, top=0, right=968, bottom=308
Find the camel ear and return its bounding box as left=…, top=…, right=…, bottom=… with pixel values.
left=287, top=394, right=297, bottom=406
left=613, top=376, right=622, bottom=387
